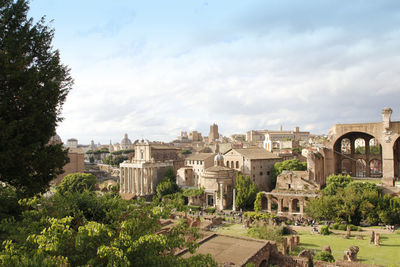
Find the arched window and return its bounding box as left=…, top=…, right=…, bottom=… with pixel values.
left=236, top=161, right=239, bottom=168
left=341, top=138, right=351, bottom=154
left=354, top=138, right=366, bottom=154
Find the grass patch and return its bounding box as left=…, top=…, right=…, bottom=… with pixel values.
left=297, top=230, right=400, bottom=266
left=211, top=223, right=249, bottom=237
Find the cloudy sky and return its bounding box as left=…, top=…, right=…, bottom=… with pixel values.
left=29, top=0, right=400, bottom=144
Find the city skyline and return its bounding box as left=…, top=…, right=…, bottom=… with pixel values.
left=28, top=0, right=400, bottom=143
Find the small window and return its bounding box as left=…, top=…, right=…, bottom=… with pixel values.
left=260, top=172, right=263, bottom=176
left=253, top=174, right=255, bottom=178
left=267, top=171, right=270, bottom=175
left=253, top=166, right=255, bottom=170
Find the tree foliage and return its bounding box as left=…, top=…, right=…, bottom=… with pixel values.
left=0, top=0, right=73, bottom=197
left=57, top=173, right=97, bottom=194
left=236, top=174, right=259, bottom=210
left=306, top=175, right=400, bottom=225
left=271, top=159, right=307, bottom=189
left=0, top=189, right=218, bottom=266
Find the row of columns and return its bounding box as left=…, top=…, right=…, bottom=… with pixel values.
left=266, top=197, right=304, bottom=215
left=120, top=167, right=154, bottom=196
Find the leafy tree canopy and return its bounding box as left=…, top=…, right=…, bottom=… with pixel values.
left=57, top=173, right=97, bottom=194
left=0, top=0, right=73, bottom=197
left=236, top=174, right=259, bottom=210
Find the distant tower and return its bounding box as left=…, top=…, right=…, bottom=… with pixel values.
left=209, top=123, right=219, bottom=143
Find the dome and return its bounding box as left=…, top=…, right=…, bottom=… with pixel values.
left=121, top=133, right=132, bottom=150
left=214, top=153, right=224, bottom=161
left=48, top=133, right=62, bottom=145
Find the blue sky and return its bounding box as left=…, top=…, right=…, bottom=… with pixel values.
left=28, top=0, right=400, bottom=144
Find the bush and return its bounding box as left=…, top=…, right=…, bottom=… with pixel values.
left=314, top=251, right=335, bottom=262
left=320, top=225, right=331, bottom=235
left=331, top=224, right=360, bottom=231
left=205, top=207, right=216, bottom=214
left=57, top=173, right=97, bottom=194
left=248, top=226, right=284, bottom=244
left=188, top=205, right=201, bottom=212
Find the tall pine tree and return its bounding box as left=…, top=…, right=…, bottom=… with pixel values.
left=0, top=0, right=73, bottom=196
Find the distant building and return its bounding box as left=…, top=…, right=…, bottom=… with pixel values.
left=189, top=131, right=202, bottom=142
left=177, top=153, right=215, bottom=187
left=208, top=123, right=219, bottom=143
left=119, top=140, right=182, bottom=199
left=49, top=134, right=84, bottom=185
left=66, top=138, right=78, bottom=149
left=120, top=133, right=133, bottom=150
left=223, top=148, right=281, bottom=191
left=264, top=127, right=310, bottom=152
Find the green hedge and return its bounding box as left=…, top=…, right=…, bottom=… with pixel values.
left=205, top=207, right=216, bottom=214
left=188, top=205, right=201, bottom=211
left=331, top=223, right=361, bottom=231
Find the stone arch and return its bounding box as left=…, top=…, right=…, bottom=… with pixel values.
left=291, top=198, right=300, bottom=213
left=341, top=159, right=352, bottom=175
left=261, top=195, right=268, bottom=210
left=341, top=138, right=351, bottom=154
left=356, top=159, right=366, bottom=177
left=369, top=159, right=382, bottom=177
left=354, top=138, right=366, bottom=154
left=333, top=131, right=382, bottom=178
left=394, top=136, right=400, bottom=178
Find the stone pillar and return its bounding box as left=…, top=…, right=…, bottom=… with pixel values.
left=365, top=139, right=370, bottom=177
left=141, top=168, right=144, bottom=196
left=288, top=199, right=293, bottom=213
left=128, top=167, right=131, bottom=193
left=232, top=188, right=236, bottom=211
left=133, top=168, right=137, bottom=195
left=267, top=197, right=272, bottom=212
left=150, top=168, right=154, bottom=193
left=144, top=168, right=148, bottom=194
left=219, top=183, right=224, bottom=210
left=120, top=167, right=124, bottom=193
left=300, top=201, right=304, bottom=214
left=124, top=167, right=128, bottom=193
left=278, top=198, right=282, bottom=213
left=137, top=168, right=141, bottom=196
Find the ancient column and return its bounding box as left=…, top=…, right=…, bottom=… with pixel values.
left=140, top=168, right=144, bottom=196
left=150, top=168, right=154, bottom=193
left=288, top=199, right=293, bottom=213
left=127, top=167, right=131, bottom=193
left=219, top=183, right=224, bottom=210
left=137, top=168, right=142, bottom=196
left=278, top=198, right=282, bottom=213
left=267, top=197, right=272, bottom=212
left=119, top=167, right=124, bottom=193
left=365, top=138, right=371, bottom=177
left=232, top=188, right=236, bottom=211
left=300, top=201, right=304, bottom=214
left=132, top=168, right=137, bottom=194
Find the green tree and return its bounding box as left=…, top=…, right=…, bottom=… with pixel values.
left=156, top=178, right=180, bottom=199
left=0, top=0, right=73, bottom=197
left=322, top=174, right=353, bottom=195
left=314, top=251, right=335, bottom=262
left=271, top=159, right=307, bottom=189
left=57, top=173, right=97, bottom=194
left=236, top=174, right=259, bottom=210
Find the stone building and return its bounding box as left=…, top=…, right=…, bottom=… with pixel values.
left=315, top=108, right=400, bottom=186
left=176, top=153, right=215, bottom=187
left=49, top=134, right=84, bottom=185
left=264, top=127, right=310, bottom=152
left=66, top=138, right=78, bottom=149
left=189, top=131, right=202, bottom=142
left=119, top=140, right=181, bottom=199
left=223, top=148, right=281, bottom=191
left=120, top=133, right=133, bottom=150
left=176, top=153, right=236, bottom=210
left=208, top=123, right=219, bottom=143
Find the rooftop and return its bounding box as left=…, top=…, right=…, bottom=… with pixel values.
left=228, top=148, right=281, bottom=160
left=179, top=234, right=269, bottom=266
left=186, top=153, right=216, bottom=161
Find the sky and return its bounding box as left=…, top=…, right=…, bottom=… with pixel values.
left=28, top=0, right=400, bottom=144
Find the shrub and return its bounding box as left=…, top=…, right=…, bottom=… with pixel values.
left=205, top=207, right=216, bottom=214
left=57, top=173, right=97, bottom=194
left=188, top=205, right=201, bottom=212
left=314, top=251, right=335, bottom=262
left=320, top=225, right=331, bottom=235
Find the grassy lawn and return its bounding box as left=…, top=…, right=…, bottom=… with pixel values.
left=296, top=230, right=400, bottom=266
left=211, top=223, right=400, bottom=266
left=210, top=223, right=249, bottom=237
